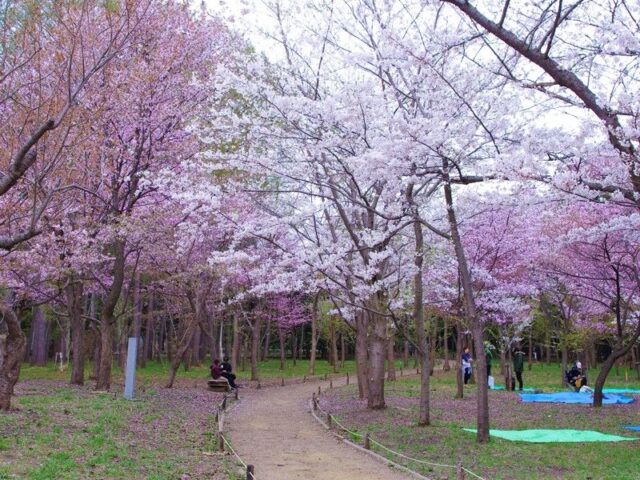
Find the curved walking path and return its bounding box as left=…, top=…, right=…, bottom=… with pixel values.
left=227, top=379, right=412, bottom=480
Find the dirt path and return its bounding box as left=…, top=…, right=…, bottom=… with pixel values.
left=227, top=379, right=412, bottom=480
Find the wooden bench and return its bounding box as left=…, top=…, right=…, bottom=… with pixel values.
left=208, top=378, right=230, bottom=392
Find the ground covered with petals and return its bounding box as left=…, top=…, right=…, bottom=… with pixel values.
left=321, top=364, right=640, bottom=480
left=0, top=377, right=237, bottom=479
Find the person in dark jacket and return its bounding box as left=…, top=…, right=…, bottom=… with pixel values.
left=513, top=344, right=525, bottom=390
left=220, top=356, right=237, bottom=389
left=461, top=347, right=473, bottom=385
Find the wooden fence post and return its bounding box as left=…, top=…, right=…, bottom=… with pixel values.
left=327, top=413, right=332, bottom=428
left=346, top=372, right=349, bottom=385
left=234, top=388, right=239, bottom=400
left=318, top=385, right=321, bottom=395
left=281, top=377, right=285, bottom=387
left=457, top=462, right=465, bottom=480
left=219, top=433, right=225, bottom=452
left=329, top=379, right=333, bottom=389
left=364, top=433, right=370, bottom=450
left=312, top=392, right=317, bottom=410
left=246, top=464, right=255, bottom=480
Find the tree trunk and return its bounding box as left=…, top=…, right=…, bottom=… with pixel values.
left=355, top=310, right=369, bottom=400
left=528, top=328, right=533, bottom=371
left=191, top=325, right=201, bottom=366
left=593, top=332, right=640, bottom=406
left=443, top=316, right=451, bottom=371
left=30, top=306, right=48, bottom=366
left=142, top=292, right=155, bottom=368
left=455, top=323, right=464, bottom=399
left=407, top=182, right=430, bottom=424
left=231, top=312, right=240, bottom=372
left=367, top=308, right=387, bottom=410
left=166, top=288, right=203, bottom=388
left=292, top=328, right=298, bottom=366
left=403, top=340, right=409, bottom=367
left=262, top=320, right=270, bottom=361
left=278, top=326, right=286, bottom=370
left=90, top=295, right=100, bottom=379
left=251, top=315, right=262, bottom=381
left=67, top=280, right=85, bottom=385
left=0, top=305, right=26, bottom=410
left=96, top=240, right=127, bottom=391
left=330, top=320, right=338, bottom=373
left=340, top=333, right=345, bottom=368
left=444, top=175, right=489, bottom=442
left=309, top=294, right=319, bottom=375
left=386, top=331, right=396, bottom=381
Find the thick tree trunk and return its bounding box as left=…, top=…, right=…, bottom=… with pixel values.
left=593, top=332, right=640, bottom=406
left=0, top=305, right=26, bottom=410
left=30, top=306, right=48, bottom=366
left=309, top=294, right=319, bottom=375
left=367, top=309, right=387, bottom=410
left=67, top=280, right=85, bottom=385
left=95, top=240, right=126, bottom=391
left=355, top=310, right=369, bottom=400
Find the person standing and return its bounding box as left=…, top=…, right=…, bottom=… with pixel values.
left=461, top=347, right=473, bottom=385
left=484, top=341, right=495, bottom=377
left=513, top=343, right=525, bottom=391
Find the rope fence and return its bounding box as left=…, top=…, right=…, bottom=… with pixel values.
left=213, top=390, right=256, bottom=480
left=311, top=389, right=486, bottom=480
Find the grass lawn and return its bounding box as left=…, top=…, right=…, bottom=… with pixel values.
left=17, top=357, right=374, bottom=386
left=1, top=357, right=361, bottom=480
left=0, top=365, right=258, bottom=479
left=321, top=362, right=640, bottom=480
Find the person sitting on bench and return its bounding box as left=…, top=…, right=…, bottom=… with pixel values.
left=220, top=357, right=237, bottom=389
left=211, top=359, right=224, bottom=380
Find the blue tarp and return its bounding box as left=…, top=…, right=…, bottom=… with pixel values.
left=519, top=392, right=635, bottom=405
left=623, top=426, right=640, bottom=432
left=604, top=388, right=640, bottom=395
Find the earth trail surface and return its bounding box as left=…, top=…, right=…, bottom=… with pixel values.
left=228, top=379, right=412, bottom=480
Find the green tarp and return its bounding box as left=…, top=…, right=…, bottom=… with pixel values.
left=463, top=428, right=637, bottom=443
